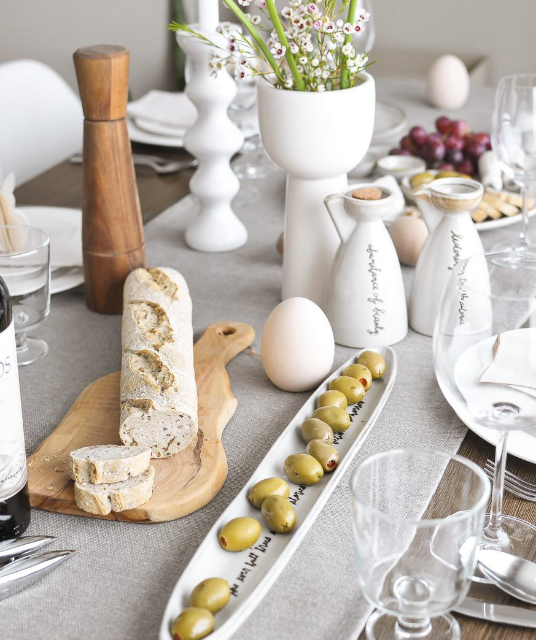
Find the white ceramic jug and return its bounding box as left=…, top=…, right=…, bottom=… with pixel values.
left=409, top=177, right=484, bottom=336
left=324, top=184, right=408, bottom=347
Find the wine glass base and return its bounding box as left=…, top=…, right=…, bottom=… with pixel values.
left=17, top=336, right=48, bottom=366
left=490, top=239, right=533, bottom=254
left=365, top=610, right=460, bottom=640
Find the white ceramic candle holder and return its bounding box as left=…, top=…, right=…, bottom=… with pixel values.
left=177, top=28, right=247, bottom=252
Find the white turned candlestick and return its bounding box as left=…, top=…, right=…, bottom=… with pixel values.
left=199, top=0, right=219, bottom=31
left=177, top=28, right=247, bottom=252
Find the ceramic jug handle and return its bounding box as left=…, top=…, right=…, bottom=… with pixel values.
left=324, top=194, right=352, bottom=243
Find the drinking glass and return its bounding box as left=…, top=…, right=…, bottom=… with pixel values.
left=491, top=74, right=536, bottom=249
left=350, top=449, right=489, bottom=640
left=352, top=0, right=375, bottom=55
left=0, top=225, right=50, bottom=365
left=434, top=250, right=536, bottom=559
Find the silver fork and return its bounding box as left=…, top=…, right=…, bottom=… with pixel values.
left=70, top=152, right=198, bottom=174
left=484, top=459, right=536, bottom=501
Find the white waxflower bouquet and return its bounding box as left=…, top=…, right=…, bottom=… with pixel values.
left=170, top=0, right=373, bottom=92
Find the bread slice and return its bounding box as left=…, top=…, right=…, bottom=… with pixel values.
left=68, top=445, right=151, bottom=485
left=74, top=465, right=155, bottom=515
left=119, top=267, right=198, bottom=458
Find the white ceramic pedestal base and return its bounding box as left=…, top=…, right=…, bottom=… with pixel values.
left=178, top=27, right=247, bottom=253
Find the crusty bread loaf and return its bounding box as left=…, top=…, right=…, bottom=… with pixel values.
left=119, top=267, right=198, bottom=458
left=68, top=445, right=151, bottom=485
left=74, top=465, right=155, bottom=515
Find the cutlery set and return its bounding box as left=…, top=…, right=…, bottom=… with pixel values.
left=0, top=536, right=73, bottom=599
left=70, top=152, right=198, bottom=175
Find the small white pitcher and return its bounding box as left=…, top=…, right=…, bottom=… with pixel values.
left=324, top=184, right=408, bottom=347
left=409, top=177, right=484, bottom=336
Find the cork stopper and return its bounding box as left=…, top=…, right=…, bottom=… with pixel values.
left=73, top=45, right=129, bottom=121
left=351, top=187, right=383, bottom=201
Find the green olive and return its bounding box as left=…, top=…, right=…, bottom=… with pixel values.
left=311, top=406, right=351, bottom=432
left=329, top=376, right=365, bottom=404
left=343, top=363, right=372, bottom=391
left=171, top=607, right=214, bottom=640
left=317, top=390, right=347, bottom=410
left=261, top=495, right=296, bottom=533
left=300, top=418, right=334, bottom=445
left=189, top=578, right=231, bottom=614
left=357, top=351, right=386, bottom=379
left=306, top=439, right=340, bottom=473
left=284, top=453, right=324, bottom=485
left=248, top=477, right=290, bottom=509
left=219, top=517, right=262, bottom=552
left=410, top=171, right=435, bottom=189
left=436, top=170, right=461, bottom=179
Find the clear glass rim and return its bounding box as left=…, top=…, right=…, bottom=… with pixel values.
left=349, top=447, right=490, bottom=526
left=0, top=224, right=50, bottom=258
left=497, top=73, right=536, bottom=88
left=451, top=250, right=536, bottom=303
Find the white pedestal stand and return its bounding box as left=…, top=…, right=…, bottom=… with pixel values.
left=177, top=29, right=247, bottom=252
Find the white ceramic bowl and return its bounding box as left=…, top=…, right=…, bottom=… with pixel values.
left=376, top=154, right=426, bottom=182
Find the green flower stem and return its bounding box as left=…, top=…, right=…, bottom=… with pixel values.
left=340, top=0, right=358, bottom=89
left=221, top=0, right=282, bottom=80
left=265, top=0, right=305, bottom=90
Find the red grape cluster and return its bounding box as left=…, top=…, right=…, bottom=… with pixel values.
left=389, top=117, right=492, bottom=176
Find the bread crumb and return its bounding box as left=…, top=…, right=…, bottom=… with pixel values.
left=46, top=486, right=54, bottom=490
left=43, top=457, right=50, bottom=463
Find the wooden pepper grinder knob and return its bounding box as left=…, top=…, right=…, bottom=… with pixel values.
left=73, top=45, right=145, bottom=314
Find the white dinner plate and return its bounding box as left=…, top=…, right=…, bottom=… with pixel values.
left=160, top=346, right=397, bottom=640
left=134, top=117, right=186, bottom=138
left=400, top=172, right=536, bottom=231
left=451, top=331, right=536, bottom=464
left=18, top=206, right=84, bottom=294
left=372, top=101, right=408, bottom=145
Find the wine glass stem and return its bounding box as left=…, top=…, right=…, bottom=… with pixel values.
left=519, top=184, right=531, bottom=247
left=484, top=430, right=509, bottom=542
left=16, top=331, right=29, bottom=353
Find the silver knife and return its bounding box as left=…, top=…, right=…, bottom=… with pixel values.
left=0, top=550, right=74, bottom=599
left=454, top=596, right=536, bottom=628
left=0, top=536, right=56, bottom=564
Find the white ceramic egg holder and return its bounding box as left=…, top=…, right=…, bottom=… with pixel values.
left=177, top=28, right=247, bottom=252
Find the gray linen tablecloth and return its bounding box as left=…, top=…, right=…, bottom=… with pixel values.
left=3, top=79, right=530, bottom=640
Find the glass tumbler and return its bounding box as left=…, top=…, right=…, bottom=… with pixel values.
left=350, top=449, right=490, bottom=640
left=0, top=225, right=51, bottom=365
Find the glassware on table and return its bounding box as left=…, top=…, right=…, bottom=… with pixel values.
left=0, top=225, right=50, bottom=365
left=491, top=74, right=536, bottom=250
left=434, top=250, right=536, bottom=560
left=350, top=448, right=489, bottom=640
left=352, top=0, right=375, bottom=55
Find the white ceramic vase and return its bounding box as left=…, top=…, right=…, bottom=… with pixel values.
left=177, top=28, right=247, bottom=252
left=324, top=183, right=408, bottom=347
left=409, top=178, right=485, bottom=336
left=257, top=75, right=376, bottom=308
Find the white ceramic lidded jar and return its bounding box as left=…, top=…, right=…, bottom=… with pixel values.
left=323, top=184, right=408, bottom=347
left=257, top=75, right=376, bottom=308
left=409, top=178, right=485, bottom=336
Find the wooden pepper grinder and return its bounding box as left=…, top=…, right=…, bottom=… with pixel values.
left=73, top=45, right=145, bottom=314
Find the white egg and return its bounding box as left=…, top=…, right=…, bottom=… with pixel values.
left=427, top=55, right=470, bottom=110
left=261, top=297, right=334, bottom=392
left=388, top=216, right=428, bottom=267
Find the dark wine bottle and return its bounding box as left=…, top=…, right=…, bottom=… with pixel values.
left=0, top=275, right=30, bottom=540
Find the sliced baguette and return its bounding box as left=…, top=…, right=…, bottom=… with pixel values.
left=119, top=267, right=198, bottom=458
left=68, top=445, right=151, bottom=485
left=74, top=465, right=155, bottom=515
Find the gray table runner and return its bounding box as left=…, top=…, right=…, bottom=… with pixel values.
left=3, top=79, right=527, bottom=640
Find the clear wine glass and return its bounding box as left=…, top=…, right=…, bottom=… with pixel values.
left=352, top=0, right=375, bottom=55
left=0, top=225, right=50, bottom=365
left=491, top=74, right=536, bottom=250
left=350, top=448, right=489, bottom=640
left=434, top=250, right=536, bottom=560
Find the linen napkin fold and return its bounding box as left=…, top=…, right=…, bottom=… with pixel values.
left=479, top=329, right=536, bottom=390
left=0, top=173, right=29, bottom=252
left=127, top=90, right=198, bottom=131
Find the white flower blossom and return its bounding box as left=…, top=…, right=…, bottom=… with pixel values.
left=256, top=0, right=266, bottom=6
left=208, top=53, right=224, bottom=78
left=358, top=10, right=371, bottom=21
left=290, top=42, right=299, bottom=54
left=321, top=69, right=330, bottom=79
left=305, top=42, right=314, bottom=52
left=317, top=83, right=326, bottom=92
left=216, top=22, right=232, bottom=36
left=284, top=77, right=294, bottom=88
left=299, top=55, right=308, bottom=64
left=323, top=21, right=335, bottom=33
left=313, top=66, right=322, bottom=76
left=333, top=32, right=344, bottom=43
left=251, top=15, right=261, bottom=24
left=353, top=23, right=363, bottom=33
left=336, top=19, right=344, bottom=28
left=343, top=22, right=353, bottom=34
left=326, top=39, right=336, bottom=51
left=289, top=0, right=301, bottom=5
left=354, top=54, right=369, bottom=67
left=341, top=43, right=355, bottom=57
left=311, top=58, right=319, bottom=67
left=270, top=43, right=287, bottom=58
left=281, top=6, right=292, bottom=17
left=237, top=0, right=252, bottom=5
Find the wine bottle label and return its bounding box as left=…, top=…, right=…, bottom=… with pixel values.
left=0, top=320, right=27, bottom=500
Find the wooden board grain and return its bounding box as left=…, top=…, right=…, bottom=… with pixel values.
left=27, top=321, right=255, bottom=523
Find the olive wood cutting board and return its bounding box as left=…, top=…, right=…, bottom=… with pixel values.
left=27, top=321, right=255, bottom=523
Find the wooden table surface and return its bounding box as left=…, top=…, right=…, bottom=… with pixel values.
left=15, top=150, right=536, bottom=640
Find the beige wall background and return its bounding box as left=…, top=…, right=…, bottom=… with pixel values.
left=1, top=0, right=535, bottom=95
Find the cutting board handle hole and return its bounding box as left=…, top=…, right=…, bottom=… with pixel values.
left=218, top=327, right=237, bottom=336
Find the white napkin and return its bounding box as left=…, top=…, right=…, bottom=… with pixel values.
left=0, top=173, right=29, bottom=252
left=127, top=91, right=198, bottom=131
left=480, top=329, right=536, bottom=390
